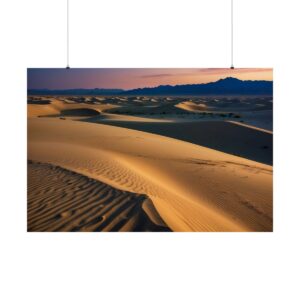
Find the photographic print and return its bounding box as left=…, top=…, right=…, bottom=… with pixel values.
left=27, top=68, right=273, bottom=232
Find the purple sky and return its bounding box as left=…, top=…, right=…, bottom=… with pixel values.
left=27, top=68, right=273, bottom=90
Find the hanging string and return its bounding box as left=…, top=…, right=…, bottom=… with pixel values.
left=65, top=1, right=234, bottom=69
left=66, top=0, right=70, bottom=69
left=230, top=0, right=234, bottom=69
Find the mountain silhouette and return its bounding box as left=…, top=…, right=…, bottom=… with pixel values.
left=124, top=77, right=273, bottom=95
left=28, top=77, right=272, bottom=96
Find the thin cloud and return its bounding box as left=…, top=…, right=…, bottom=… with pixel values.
left=140, top=73, right=174, bottom=78
left=140, top=68, right=272, bottom=79
left=195, top=68, right=272, bottom=75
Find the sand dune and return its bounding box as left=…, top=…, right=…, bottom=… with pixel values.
left=60, top=108, right=100, bottom=117
left=176, top=100, right=207, bottom=112
left=28, top=160, right=170, bottom=232
left=28, top=118, right=272, bottom=231
left=27, top=98, right=118, bottom=118
left=89, top=120, right=273, bottom=165
left=27, top=103, right=59, bottom=117
left=228, top=121, right=272, bottom=134
left=104, top=102, right=185, bottom=115
left=84, top=113, right=172, bottom=123
left=28, top=96, right=273, bottom=130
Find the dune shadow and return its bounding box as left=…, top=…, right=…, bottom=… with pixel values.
left=88, top=120, right=273, bottom=165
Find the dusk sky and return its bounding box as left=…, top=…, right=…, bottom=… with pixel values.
left=27, top=68, right=273, bottom=90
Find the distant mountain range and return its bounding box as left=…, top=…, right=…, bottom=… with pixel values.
left=124, top=77, right=273, bottom=95
left=28, top=77, right=273, bottom=96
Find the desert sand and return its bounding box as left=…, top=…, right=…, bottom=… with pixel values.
left=28, top=96, right=273, bottom=231
left=28, top=160, right=170, bottom=232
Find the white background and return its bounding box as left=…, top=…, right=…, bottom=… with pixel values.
left=0, top=0, right=299, bottom=299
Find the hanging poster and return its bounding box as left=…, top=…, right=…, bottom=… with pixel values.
left=27, top=68, right=273, bottom=232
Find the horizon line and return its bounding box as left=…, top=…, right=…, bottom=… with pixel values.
left=27, top=76, right=273, bottom=91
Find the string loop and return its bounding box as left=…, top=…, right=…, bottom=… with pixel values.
left=231, top=0, right=234, bottom=69
left=66, top=0, right=70, bottom=69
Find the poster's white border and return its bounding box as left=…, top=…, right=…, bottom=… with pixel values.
left=1, top=0, right=299, bottom=299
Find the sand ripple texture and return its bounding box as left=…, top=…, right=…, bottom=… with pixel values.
left=28, top=161, right=170, bottom=232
